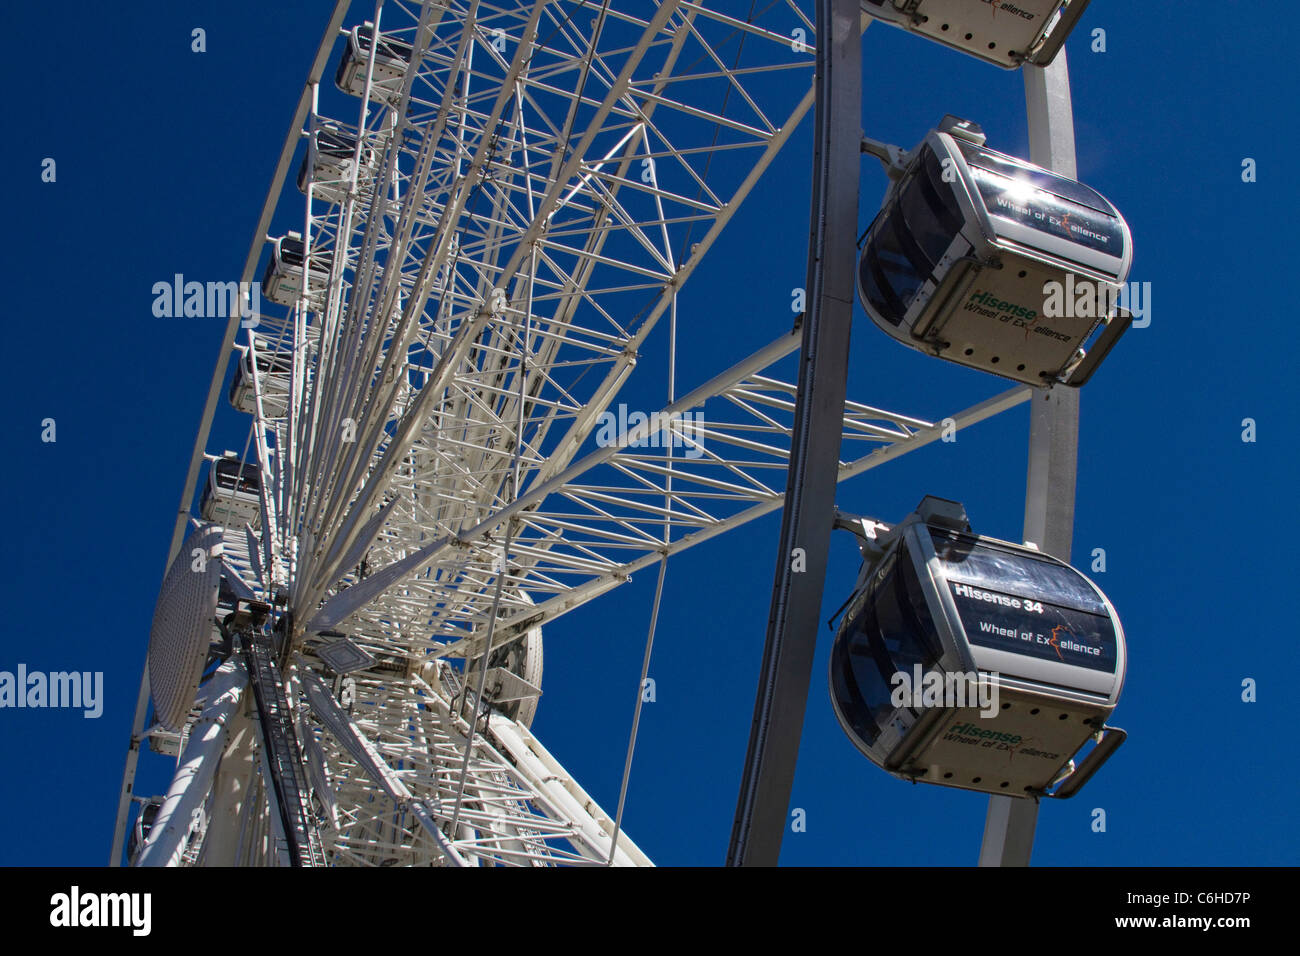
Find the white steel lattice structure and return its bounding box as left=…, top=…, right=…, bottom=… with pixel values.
left=115, top=0, right=1036, bottom=867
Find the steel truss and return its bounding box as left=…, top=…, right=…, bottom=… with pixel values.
left=118, top=0, right=1037, bottom=867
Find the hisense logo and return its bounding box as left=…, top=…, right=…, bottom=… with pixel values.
left=949, top=722, right=1022, bottom=745
left=964, top=290, right=1038, bottom=320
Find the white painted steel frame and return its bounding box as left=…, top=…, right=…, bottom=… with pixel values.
left=120, top=0, right=1042, bottom=867
left=979, top=50, right=1084, bottom=868
left=110, top=0, right=355, bottom=865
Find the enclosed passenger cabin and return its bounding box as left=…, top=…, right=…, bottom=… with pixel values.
left=200, top=455, right=262, bottom=529
left=829, top=496, right=1126, bottom=799
left=860, top=0, right=1090, bottom=68
left=127, top=797, right=164, bottom=863
left=228, top=344, right=293, bottom=416
left=296, top=125, right=377, bottom=202
left=261, top=233, right=334, bottom=307
left=858, top=117, right=1132, bottom=387
left=335, top=23, right=414, bottom=99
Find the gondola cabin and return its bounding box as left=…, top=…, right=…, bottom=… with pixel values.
left=200, top=455, right=263, bottom=529
left=228, top=345, right=293, bottom=416
left=858, top=117, right=1132, bottom=387
left=261, top=233, right=334, bottom=308
left=296, top=125, right=377, bottom=202
left=860, top=0, right=1090, bottom=68
left=335, top=23, right=414, bottom=99
left=128, top=797, right=164, bottom=863
left=830, top=497, right=1126, bottom=799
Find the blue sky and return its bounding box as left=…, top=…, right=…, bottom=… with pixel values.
left=1, top=0, right=1296, bottom=866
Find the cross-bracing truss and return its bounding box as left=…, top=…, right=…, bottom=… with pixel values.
left=129, top=0, right=1031, bottom=867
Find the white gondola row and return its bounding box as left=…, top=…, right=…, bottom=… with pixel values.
left=858, top=116, right=1132, bottom=387
left=830, top=497, right=1126, bottom=799
left=860, top=0, right=1090, bottom=68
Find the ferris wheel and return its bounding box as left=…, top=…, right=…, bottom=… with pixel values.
left=112, top=0, right=1124, bottom=868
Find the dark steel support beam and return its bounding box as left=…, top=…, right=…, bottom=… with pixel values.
left=726, top=0, right=863, bottom=867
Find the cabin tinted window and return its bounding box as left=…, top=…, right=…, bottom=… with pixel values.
left=929, top=529, right=1106, bottom=615
left=279, top=237, right=305, bottom=267
left=277, top=239, right=332, bottom=273
left=860, top=209, right=925, bottom=326
left=880, top=539, right=944, bottom=673
left=242, top=349, right=286, bottom=377
left=317, top=129, right=358, bottom=158
left=953, top=141, right=1125, bottom=258
left=860, top=147, right=963, bottom=327
left=832, top=542, right=944, bottom=746
left=956, top=140, right=1117, bottom=215
left=215, top=460, right=260, bottom=493
left=832, top=557, right=898, bottom=746
left=929, top=529, right=1119, bottom=674
left=357, top=25, right=413, bottom=62
left=968, top=166, right=1124, bottom=257
left=898, top=147, right=964, bottom=270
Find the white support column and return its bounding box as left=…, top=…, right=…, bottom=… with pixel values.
left=196, top=708, right=259, bottom=867
left=979, top=50, right=1080, bottom=868
left=136, top=661, right=248, bottom=867
left=487, top=715, right=653, bottom=867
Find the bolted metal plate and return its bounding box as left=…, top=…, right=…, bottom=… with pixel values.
left=316, top=637, right=376, bottom=675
